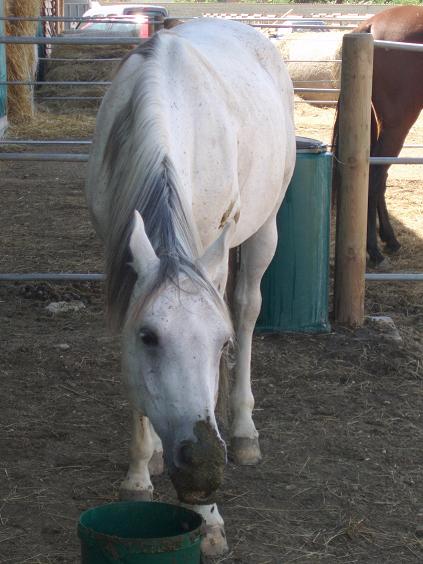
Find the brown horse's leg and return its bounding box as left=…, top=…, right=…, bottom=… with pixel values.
left=367, top=165, right=385, bottom=265
left=366, top=106, right=386, bottom=265
left=373, top=114, right=420, bottom=255
left=378, top=178, right=401, bottom=253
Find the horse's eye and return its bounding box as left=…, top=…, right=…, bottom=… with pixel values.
left=139, top=329, right=159, bottom=347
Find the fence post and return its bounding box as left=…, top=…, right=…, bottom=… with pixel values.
left=334, top=33, right=374, bottom=326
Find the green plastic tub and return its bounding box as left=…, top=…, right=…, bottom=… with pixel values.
left=78, top=501, right=203, bottom=564
left=257, top=136, right=332, bottom=333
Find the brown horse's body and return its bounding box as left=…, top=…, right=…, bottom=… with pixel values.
left=336, top=6, right=423, bottom=264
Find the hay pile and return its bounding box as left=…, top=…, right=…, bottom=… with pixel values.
left=275, top=31, right=345, bottom=106
left=6, top=108, right=96, bottom=139
left=5, top=0, right=40, bottom=123
left=38, top=43, right=133, bottom=112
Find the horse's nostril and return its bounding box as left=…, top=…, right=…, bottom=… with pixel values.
left=179, top=443, right=195, bottom=466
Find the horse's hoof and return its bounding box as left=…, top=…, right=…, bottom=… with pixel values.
left=384, top=241, right=401, bottom=254
left=367, top=254, right=389, bottom=269
left=372, top=257, right=392, bottom=271
left=229, top=437, right=262, bottom=466
left=119, top=480, right=153, bottom=501
left=119, top=487, right=153, bottom=501
left=148, top=450, right=164, bottom=476
left=201, top=523, right=228, bottom=558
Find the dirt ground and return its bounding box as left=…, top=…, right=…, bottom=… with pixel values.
left=0, top=88, right=422, bottom=564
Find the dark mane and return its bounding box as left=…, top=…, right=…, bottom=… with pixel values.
left=101, top=36, right=227, bottom=330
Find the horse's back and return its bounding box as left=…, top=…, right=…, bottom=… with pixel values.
left=157, top=20, right=295, bottom=246
left=356, top=6, right=423, bottom=43
left=353, top=6, right=423, bottom=116
left=87, top=19, right=295, bottom=248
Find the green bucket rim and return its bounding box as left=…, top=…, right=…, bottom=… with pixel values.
left=78, top=501, right=204, bottom=555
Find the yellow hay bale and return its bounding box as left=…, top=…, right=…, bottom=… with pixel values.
left=275, top=31, right=345, bottom=106
left=38, top=43, right=133, bottom=112
left=6, top=0, right=40, bottom=123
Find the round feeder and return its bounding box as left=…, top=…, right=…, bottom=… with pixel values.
left=78, top=501, right=203, bottom=564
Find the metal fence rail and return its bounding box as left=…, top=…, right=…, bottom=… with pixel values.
left=2, top=272, right=422, bottom=283
left=0, top=16, right=421, bottom=286
left=0, top=35, right=141, bottom=45
left=0, top=139, right=91, bottom=145
left=0, top=15, right=166, bottom=24
left=0, top=153, right=89, bottom=161
left=374, top=39, right=423, bottom=53
left=0, top=273, right=105, bottom=281
left=1, top=80, right=110, bottom=86
left=369, top=157, right=423, bottom=165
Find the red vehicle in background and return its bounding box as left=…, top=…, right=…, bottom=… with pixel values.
left=74, top=4, right=169, bottom=39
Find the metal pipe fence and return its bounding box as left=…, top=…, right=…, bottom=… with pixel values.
left=0, top=35, right=141, bottom=44
left=2, top=272, right=423, bottom=283
left=374, top=39, right=423, bottom=53
left=39, top=57, right=120, bottom=62
left=0, top=153, right=89, bottom=161
left=1, top=80, right=110, bottom=86
left=0, top=15, right=422, bottom=285
left=0, top=15, right=167, bottom=23
left=0, top=14, right=368, bottom=23
left=0, top=139, right=91, bottom=145
left=369, top=157, right=423, bottom=165
left=38, top=96, right=102, bottom=101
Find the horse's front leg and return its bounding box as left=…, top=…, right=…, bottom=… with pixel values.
left=230, top=215, right=278, bottom=465
left=120, top=412, right=164, bottom=501
left=183, top=503, right=228, bottom=557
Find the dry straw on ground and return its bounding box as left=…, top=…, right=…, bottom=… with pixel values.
left=5, top=0, right=40, bottom=123
left=6, top=108, right=96, bottom=139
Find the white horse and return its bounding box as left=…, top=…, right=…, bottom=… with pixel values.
left=86, top=18, right=295, bottom=556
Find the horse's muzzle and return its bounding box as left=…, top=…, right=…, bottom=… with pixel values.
left=168, top=420, right=226, bottom=503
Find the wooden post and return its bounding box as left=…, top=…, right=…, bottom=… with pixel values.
left=334, top=33, right=374, bottom=326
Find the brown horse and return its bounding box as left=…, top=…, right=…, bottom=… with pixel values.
left=333, top=6, right=423, bottom=265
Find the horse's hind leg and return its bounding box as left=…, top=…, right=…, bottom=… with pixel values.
left=120, top=412, right=164, bottom=501
left=377, top=165, right=401, bottom=253
left=367, top=167, right=385, bottom=265
left=230, top=214, right=278, bottom=465
left=371, top=112, right=419, bottom=260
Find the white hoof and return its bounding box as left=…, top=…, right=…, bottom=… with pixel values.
left=201, top=523, right=228, bottom=557
left=119, top=487, right=153, bottom=501
left=119, top=475, right=153, bottom=501
left=230, top=436, right=262, bottom=466
left=148, top=450, right=164, bottom=476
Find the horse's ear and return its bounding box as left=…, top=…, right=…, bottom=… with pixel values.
left=129, top=210, right=159, bottom=277
left=199, top=221, right=235, bottom=284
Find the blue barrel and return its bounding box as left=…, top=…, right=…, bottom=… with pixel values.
left=257, top=136, right=332, bottom=333
left=0, top=0, right=7, bottom=134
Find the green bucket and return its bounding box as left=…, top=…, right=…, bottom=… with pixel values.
left=78, top=501, right=203, bottom=564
